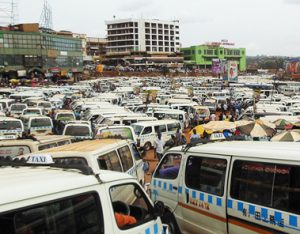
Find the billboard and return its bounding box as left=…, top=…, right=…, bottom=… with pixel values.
left=228, top=61, right=238, bottom=82
left=212, top=59, right=221, bottom=74
left=221, top=59, right=228, bottom=81
left=286, top=62, right=300, bottom=75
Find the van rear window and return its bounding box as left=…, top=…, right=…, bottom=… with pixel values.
left=230, top=160, right=300, bottom=215
left=0, top=193, right=104, bottom=234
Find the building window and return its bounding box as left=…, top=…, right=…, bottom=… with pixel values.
left=198, top=50, right=201, bottom=54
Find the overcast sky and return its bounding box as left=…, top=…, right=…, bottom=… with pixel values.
left=14, top=0, right=300, bottom=56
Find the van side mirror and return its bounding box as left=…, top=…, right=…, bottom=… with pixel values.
left=153, top=200, right=165, bottom=218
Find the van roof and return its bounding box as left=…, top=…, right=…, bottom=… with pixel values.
left=170, top=141, right=300, bottom=162
left=40, top=139, right=128, bottom=153
left=0, top=167, right=133, bottom=207
left=132, top=119, right=180, bottom=127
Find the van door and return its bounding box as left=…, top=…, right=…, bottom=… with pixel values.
left=117, top=145, right=136, bottom=177
left=129, top=143, right=144, bottom=184
left=151, top=153, right=182, bottom=213
left=180, top=154, right=230, bottom=234
left=155, top=124, right=168, bottom=142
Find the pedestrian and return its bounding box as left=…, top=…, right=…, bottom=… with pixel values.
left=153, top=133, right=165, bottom=161
left=175, top=128, right=181, bottom=146
left=180, top=134, right=187, bottom=145
left=190, top=129, right=200, bottom=143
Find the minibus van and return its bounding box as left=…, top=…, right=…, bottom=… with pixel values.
left=21, top=115, right=53, bottom=135
left=0, top=117, right=24, bottom=139
left=0, top=135, right=73, bottom=158
left=31, top=139, right=145, bottom=185
left=132, top=119, right=181, bottom=151
left=151, top=141, right=300, bottom=234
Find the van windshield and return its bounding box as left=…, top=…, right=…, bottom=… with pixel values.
left=132, top=125, right=143, bottom=135
left=65, top=126, right=90, bottom=136
left=0, top=121, right=22, bottom=130
left=31, top=118, right=51, bottom=128
left=57, top=113, right=75, bottom=121
left=11, top=105, right=26, bottom=111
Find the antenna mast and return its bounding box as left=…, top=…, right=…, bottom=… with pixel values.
left=39, top=0, right=53, bottom=29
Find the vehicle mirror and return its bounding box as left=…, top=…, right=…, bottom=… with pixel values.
left=134, top=187, right=143, bottom=199
left=153, top=200, right=165, bottom=217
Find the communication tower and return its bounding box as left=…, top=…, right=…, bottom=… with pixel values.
left=0, top=0, right=18, bottom=26
left=39, top=0, right=53, bottom=29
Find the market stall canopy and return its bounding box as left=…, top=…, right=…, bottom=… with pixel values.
left=202, top=121, right=236, bottom=132
left=271, top=130, right=300, bottom=142
left=236, top=120, right=276, bottom=137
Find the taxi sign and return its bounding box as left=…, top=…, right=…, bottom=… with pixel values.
left=210, top=133, right=226, bottom=141
left=0, top=135, right=17, bottom=140
left=27, top=154, right=54, bottom=165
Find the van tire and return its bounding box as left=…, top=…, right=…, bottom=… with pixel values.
left=162, top=211, right=181, bottom=234
left=144, top=142, right=152, bottom=151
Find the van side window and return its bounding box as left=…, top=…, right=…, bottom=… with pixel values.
left=0, top=193, right=104, bottom=234
left=185, top=156, right=227, bottom=196
left=154, top=154, right=182, bottom=180
left=142, top=127, right=152, bottom=135
left=231, top=160, right=300, bottom=214
left=155, top=125, right=166, bottom=133
left=98, top=151, right=122, bottom=172
left=130, top=143, right=142, bottom=161
left=118, top=146, right=134, bottom=172
left=38, top=143, right=58, bottom=151
left=167, top=123, right=180, bottom=132
left=110, top=183, right=154, bottom=229
left=57, top=140, right=71, bottom=146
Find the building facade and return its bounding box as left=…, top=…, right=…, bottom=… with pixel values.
left=181, top=45, right=246, bottom=71
left=106, top=18, right=180, bottom=55
left=0, top=24, right=83, bottom=78
left=86, top=37, right=107, bottom=61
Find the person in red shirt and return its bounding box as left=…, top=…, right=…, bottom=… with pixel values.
left=114, top=212, right=137, bottom=228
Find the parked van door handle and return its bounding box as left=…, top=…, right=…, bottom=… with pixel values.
left=173, top=186, right=178, bottom=190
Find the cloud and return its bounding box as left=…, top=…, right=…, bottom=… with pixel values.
left=117, top=0, right=152, bottom=12
left=284, top=0, right=300, bottom=4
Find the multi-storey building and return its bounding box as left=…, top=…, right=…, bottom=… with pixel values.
left=86, top=37, right=107, bottom=60
left=105, top=18, right=182, bottom=67
left=0, top=23, right=83, bottom=79
left=181, top=44, right=246, bottom=71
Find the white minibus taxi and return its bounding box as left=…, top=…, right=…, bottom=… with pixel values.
left=0, top=157, right=167, bottom=234
left=132, top=120, right=181, bottom=151
left=0, top=135, right=73, bottom=158
left=21, top=115, right=53, bottom=135
left=151, top=141, right=300, bottom=234
left=0, top=117, right=24, bottom=139
left=63, top=121, right=93, bottom=141
left=31, top=139, right=145, bottom=185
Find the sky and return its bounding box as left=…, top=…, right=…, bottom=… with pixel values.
left=12, top=0, right=300, bottom=56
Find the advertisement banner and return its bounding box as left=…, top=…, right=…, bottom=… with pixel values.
left=228, top=61, right=238, bottom=83
left=96, top=127, right=134, bottom=141
left=212, top=59, right=221, bottom=74
left=221, top=60, right=228, bottom=81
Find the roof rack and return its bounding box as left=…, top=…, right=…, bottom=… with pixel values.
left=181, top=138, right=211, bottom=153
left=0, top=156, right=94, bottom=175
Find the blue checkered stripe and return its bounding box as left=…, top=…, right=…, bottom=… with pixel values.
left=152, top=179, right=180, bottom=193
left=227, top=199, right=300, bottom=231
left=185, top=188, right=224, bottom=207
left=144, top=223, right=166, bottom=234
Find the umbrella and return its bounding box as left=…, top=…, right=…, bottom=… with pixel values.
left=273, top=119, right=292, bottom=129
left=271, top=130, right=300, bottom=142
left=189, top=125, right=212, bottom=135
left=236, top=120, right=276, bottom=137
left=202, top=121, right=236, bottom=132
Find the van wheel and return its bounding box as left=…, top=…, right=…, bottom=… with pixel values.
left=144, top=142, right=152, bottom=151
left=162, top=211, right=181, bottom=234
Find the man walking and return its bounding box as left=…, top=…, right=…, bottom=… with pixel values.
left=153, top=133, right=165, bottom=161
